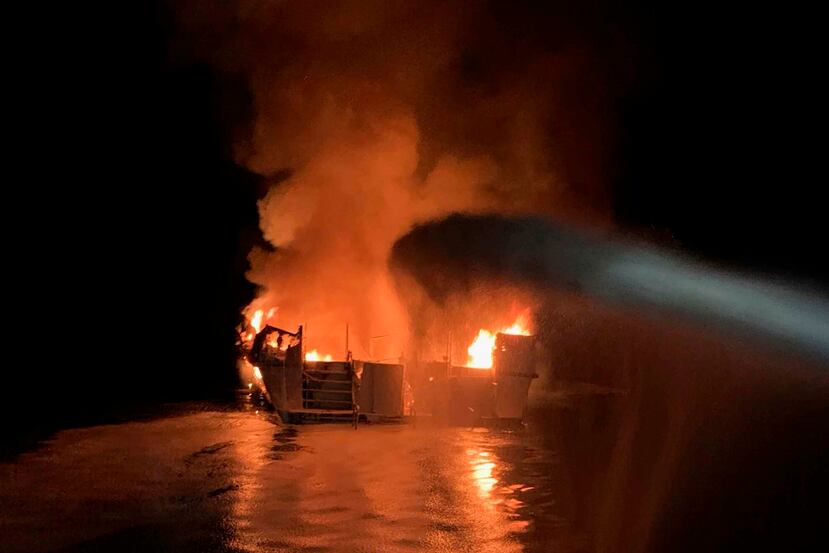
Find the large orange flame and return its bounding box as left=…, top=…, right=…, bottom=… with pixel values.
left=466, top=312, right=531, bottom=369
left=305, top=349, right=333, bottom=362
left=241, top=307, right=279, bottom=347
left=250, top=309, right=264, bottom=333
left=467, top=329, right=498, bottom=368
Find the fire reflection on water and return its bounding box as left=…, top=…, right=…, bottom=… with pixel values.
left=225, top=421, right=557, bottom=553
left=464, top=439, right=536, bottom=539
left=468, top=449, right=498, bottom=500
left=0, top=403, right=571, bottom=553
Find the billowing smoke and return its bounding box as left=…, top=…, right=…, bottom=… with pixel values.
left=391, top=214, right=829, bottom=363
left=172, top=1, right=627, bottom=358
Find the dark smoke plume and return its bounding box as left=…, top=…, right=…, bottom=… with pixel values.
left=391, top=214, right=829, bottom=363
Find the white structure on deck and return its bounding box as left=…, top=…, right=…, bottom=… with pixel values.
left=250, top=325, right=404, bottom=424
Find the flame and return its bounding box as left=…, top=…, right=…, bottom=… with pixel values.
left=240, top=306, right=278, bottom=347
left=305, top=349, right=333, bottom=362
left=265, top=332, right=293, bottom=351
left=240, top=356, right=262, bottom=383
left=498, top=313, right=530, bottom=336
left=250, top=309, right=264, bottom=333
left=466, top=312, right=532, bottom=368
left=467, top=329, right=497, bottom=368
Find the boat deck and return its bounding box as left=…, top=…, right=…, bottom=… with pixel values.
left=278, top=408, right=354, bottom=424
left=276, top=408, right=403, bottom=425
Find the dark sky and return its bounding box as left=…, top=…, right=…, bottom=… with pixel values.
left=613, top=2, right=827, bottom=286
left=6, top=1, right=826, bottom=441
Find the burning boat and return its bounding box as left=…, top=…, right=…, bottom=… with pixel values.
left=410, top=331, right=539, bottom=426
left=246, top=325, right=405, bottom=424
left=242, top=316, right=538, bottom=426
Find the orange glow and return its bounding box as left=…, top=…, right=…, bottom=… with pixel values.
left=266, top=332, right=292, bottom=351
left=250, top=309, right=264, bottom=333
left=468, top=448, right=498, bottom=500
left=240, top=356, right=262, bottom=383
left=501, top=310, right=531, bottom=336
left=466, top=311, right=532, bottom=368
left=305, top=349, right=333, bottom=362
left=472, top=460, right=498, bottom=496
left=467, top=329, right=497, bottom=368
left=240, top=306, right=279, bottom=346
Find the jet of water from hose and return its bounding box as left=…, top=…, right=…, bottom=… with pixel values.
left=390, top=214, right=829, bottom=364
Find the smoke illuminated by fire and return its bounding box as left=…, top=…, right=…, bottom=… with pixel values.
left=466, top=312, right=532, bottom=369
left=175, top=2, right=621, bottom=361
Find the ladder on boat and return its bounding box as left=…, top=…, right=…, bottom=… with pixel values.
left=301, top=362, right=359, bottom=426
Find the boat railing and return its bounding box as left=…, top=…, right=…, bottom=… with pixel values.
left=298, top=358, right=359, bottom=420
left=348, top=353, right=359, bottom=428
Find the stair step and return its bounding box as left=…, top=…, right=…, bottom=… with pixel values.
left=304, top=399, right=354, bottom=406
left=305, top=371, right=351, bottom=378
left=305, top=368, right=351, bottom=373
left=303, top=389, right=353, bottom=395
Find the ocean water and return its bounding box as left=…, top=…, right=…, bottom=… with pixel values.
left=0, top=394, right=613, bottom=553
left=2, top=378, right=824, bottom=553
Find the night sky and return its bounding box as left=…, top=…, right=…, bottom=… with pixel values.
left=6, top=2, right=826, bottom=444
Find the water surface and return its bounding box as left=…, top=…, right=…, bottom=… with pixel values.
left=1, top=397, right=601, bottom=552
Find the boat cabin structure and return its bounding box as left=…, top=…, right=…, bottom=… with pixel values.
left=246, top=326, right=537, bottom=426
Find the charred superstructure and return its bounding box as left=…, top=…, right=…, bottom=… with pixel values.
left=245, top=323, right=537, bottom=426
left=492, top=333, right=538, bottom=419
left=410, top=332, right=538, bottom=426
left=247, top=325, right=404, bottom=424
